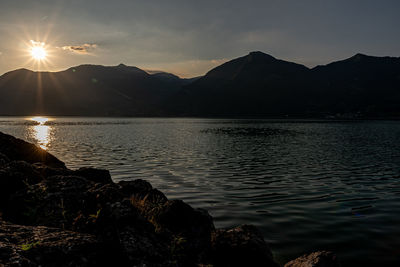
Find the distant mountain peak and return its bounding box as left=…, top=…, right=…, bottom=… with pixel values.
left=248, top=51, right=271, bottom=56
left=249, top=51, right=265, bottom=55
left=247, top=51, right=276, bottom=61
left=354, top=53, right=368, bottom=57
left=111, top=63, right=149, bottom=75
left=348, top=53, right=370, bottom=61
left=343, top=53, right=399, bottom=64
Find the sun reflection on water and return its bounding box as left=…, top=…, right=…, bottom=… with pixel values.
left=29, top=116, right=52, bottom=150
left=31, top=116, right=49, bottom=125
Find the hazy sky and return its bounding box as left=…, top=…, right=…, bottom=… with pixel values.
left=0, top=0, right=399, bottom=77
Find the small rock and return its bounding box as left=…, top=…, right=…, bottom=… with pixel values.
left=0, top=131, right=65, bottom=168
left=284, top=251, right=340, bottom=267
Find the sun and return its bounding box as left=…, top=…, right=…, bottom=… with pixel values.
left=31, top=46, right=47, bottom=60
left=25, top=40, right=52, bottom=68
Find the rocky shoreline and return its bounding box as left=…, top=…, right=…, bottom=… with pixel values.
left=0, top=131, right=339, bottom=266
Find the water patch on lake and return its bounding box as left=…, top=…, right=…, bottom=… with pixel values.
left=1, top=117, right=400, bottom=266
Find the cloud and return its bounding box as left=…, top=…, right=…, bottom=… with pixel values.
left=61, top=43, right=97, bottom=54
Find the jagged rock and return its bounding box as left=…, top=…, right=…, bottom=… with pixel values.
left=104, top=200, right=171, bottom=266
left=0, top=132, right=65, bottom=168
left=211, top=225, right=279, bottom=267
left=0, top=220, right=107, bottom=267
left=284, top=251, right=340, bottom=267
left=128, top=185, right=215, bottom=265
left=150, top=200, right=215, bottom=264
left=4, top=175, right=97, bottom=227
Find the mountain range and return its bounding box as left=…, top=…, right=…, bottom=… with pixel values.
left=0, top=52, right=399, bottom=117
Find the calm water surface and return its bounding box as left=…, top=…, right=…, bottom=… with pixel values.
left=1, top=117, right=400, bottom=266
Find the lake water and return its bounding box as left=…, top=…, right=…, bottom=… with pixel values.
left=1, top=117, right=400, bottom=266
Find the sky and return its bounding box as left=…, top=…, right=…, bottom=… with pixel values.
left=0, top=0, right=399, bottom=78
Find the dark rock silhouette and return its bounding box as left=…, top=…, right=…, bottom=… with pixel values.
left=0, top=132, right=65, bottom=168
left=0, top=131, right=282, bottom=266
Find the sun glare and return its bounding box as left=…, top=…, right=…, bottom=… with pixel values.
left=31, top=46, right=47, bottom=60
left=22, top=39, right=52, bottom=69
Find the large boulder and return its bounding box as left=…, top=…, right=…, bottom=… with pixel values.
left=3, top=174, right=121, bottom=229
left=211, top=225, right=279, bottom=267
left=100, top=200, right=171, bottom=266
left=127, top=181, right=215, bottom=265
left=4, top=175, right=98, bottom=227
left=0, top=132, right=65, bottom=168
left=284, top=251, right=340, bottom=267
left=153, top=200, right=215, bottom=264
left=0, top=160, right=44, bottom=210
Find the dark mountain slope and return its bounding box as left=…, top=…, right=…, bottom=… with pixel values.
left=171, top=52, right=400, bottom=117
left=171, top=51, right=313, bottom=116
left=310, top=54, right=400, bottom=115
left=0, top=64, right=185, bottom=116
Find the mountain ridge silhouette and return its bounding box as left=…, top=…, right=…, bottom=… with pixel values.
left=1, top=52, right=399, bottom=117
